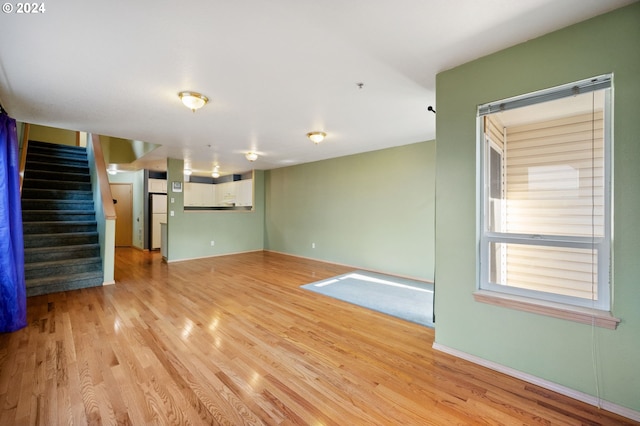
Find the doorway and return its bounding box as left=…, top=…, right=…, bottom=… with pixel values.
left=110, top=183, right=133, bottom=247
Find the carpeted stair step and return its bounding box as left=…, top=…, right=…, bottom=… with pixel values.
left=22, top=199, right=94, bottom=211
left=26, top=271, right=103, bottom=297
left=24, top=243, right=100, bottom=263
left=24, top=257, right=102, bottom=280
left=22, top=140, right=103, bottom=297
left=24, top=169, right=90, bottom=183
left=25, top=160, right=89, bottom=175
left=23, top=221, right=98, bottom=234
left=22, top=178, right=91, bottom=191
left=25, top=152, right=88, bottom=168
left=22, top=210, right=96, bottom=222
left=23, top=231, right=98, bottom=248
left=21, top=188, right=93, bottom=201
left=26, top=152, right=89, bottom=168
left=27, top=140, right=88, bottom=157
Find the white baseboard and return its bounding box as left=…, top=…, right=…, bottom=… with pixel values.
left=432, top=342, right=640, bottom=422
left=163, top=249, right=262, bottom=263
left=265, top=250, right=434, bottom=284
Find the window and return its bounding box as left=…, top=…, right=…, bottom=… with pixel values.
left=477, top=75, right=613, bottom=314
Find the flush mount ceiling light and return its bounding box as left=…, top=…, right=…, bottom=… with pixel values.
left=178, top=91, right=209, bottom=112
left=307, top=131, right=326, bottom=144
left=245, top=152, right=258, bottom=162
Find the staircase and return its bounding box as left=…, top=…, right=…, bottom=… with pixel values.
left=21, top=140, right=103, bottom=296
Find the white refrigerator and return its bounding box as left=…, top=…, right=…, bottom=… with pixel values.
left=150, top=194, right=167, bottom=250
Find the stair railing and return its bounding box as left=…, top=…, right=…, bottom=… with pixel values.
left=86, top=133, right=117, bottom=285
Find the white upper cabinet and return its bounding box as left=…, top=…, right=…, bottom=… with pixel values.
left=183, top=182, right=196, bottom=206
left=236, top=179, right=253, bottom=207
left=215, top=182, right=236, bottom=206
left=184, top=182, right=216, bottom=206
left=149, top=178, right=167, bottom=193
left=184, top=178, right=252, bottom=208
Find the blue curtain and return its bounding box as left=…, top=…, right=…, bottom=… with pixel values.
left=0, top=113, right=26, bottom=332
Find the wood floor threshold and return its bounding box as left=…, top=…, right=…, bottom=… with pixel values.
left=0, top=248, right=636, bottom=425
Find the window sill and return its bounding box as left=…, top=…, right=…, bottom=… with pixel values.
left=473, top=290, right=620, bottom=330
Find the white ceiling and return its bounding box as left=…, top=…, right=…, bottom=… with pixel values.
left=0, top=0, right=634, bottom=176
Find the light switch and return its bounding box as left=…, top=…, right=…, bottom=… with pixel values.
left=171, top=197, right=175, bottom=203
left=170, top=211, right=174, bottom=217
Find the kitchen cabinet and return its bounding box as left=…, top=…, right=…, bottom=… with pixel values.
left=184, top=182, right=215, bottom=206
left=235, top=179, right=253, bottom=207
left=215, top=181, right=237, bottom=206
left=149, top=178, right=167, bottom=193
left=184, top=178, right=252, bottom=209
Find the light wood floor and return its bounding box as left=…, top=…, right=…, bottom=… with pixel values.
left=1, top=249, right=636, bottom=425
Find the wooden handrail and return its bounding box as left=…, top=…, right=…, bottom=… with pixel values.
left=90, top=134, right=117, bottom=220
left=18, top=123, right=30, bottom=195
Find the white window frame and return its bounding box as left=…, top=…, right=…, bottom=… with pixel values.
left=477, top=75, right=613, bottom=312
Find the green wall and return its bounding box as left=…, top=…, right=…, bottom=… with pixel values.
left=29, top=124, right=76, bottom=146
left=166, top=158, right=265, bottom=261
left=434, top=3, right=640, bottom=412
left=101, top=135, right=160, bottom=164
left=264, top=141, right=435, bottom=282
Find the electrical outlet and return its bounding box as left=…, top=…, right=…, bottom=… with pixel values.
left=170, top=211, right=174, bottom=217
left=312, top=242, right=316, bottom=249
left=210, top=240, right=215, bottom=246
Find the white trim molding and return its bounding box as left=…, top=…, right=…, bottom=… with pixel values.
left=164, top=249, right=263, bottom=263
left=432, top=342, right=640, bottom=422
left=265, top=250, right=434, bottom=285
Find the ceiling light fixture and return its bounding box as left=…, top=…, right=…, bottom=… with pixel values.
left=212, top=171, right=220, bottom=178
left=178, top=91, right=209, bottom=112
left=307, top=131, right=326, bottom=144
left=183, top=168, right=192, bottom=176
left=245, top=152, right=258, bottom=162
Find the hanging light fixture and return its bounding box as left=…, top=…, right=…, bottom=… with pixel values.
left=212, top=165, right=220, bottom=178
left=178, top=91, right=209, bottom=112
left=183, top=168, right=193, bottom=176
left=245, top=152, right=258, bottom=162
left=307, top=131, right=326, bottom=144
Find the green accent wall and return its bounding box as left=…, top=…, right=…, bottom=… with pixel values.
left=434, top=3, right=640, bottom=412
left=264, top=141, right=435, bottom=281
left=101, top=135, right=160, bottom=164
left=166, top=158, right=265, bottom=261
left=28, top=124, right=76, bottom=146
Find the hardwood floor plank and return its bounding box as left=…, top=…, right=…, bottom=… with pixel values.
left=1, top=249, right=637, bottom=425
